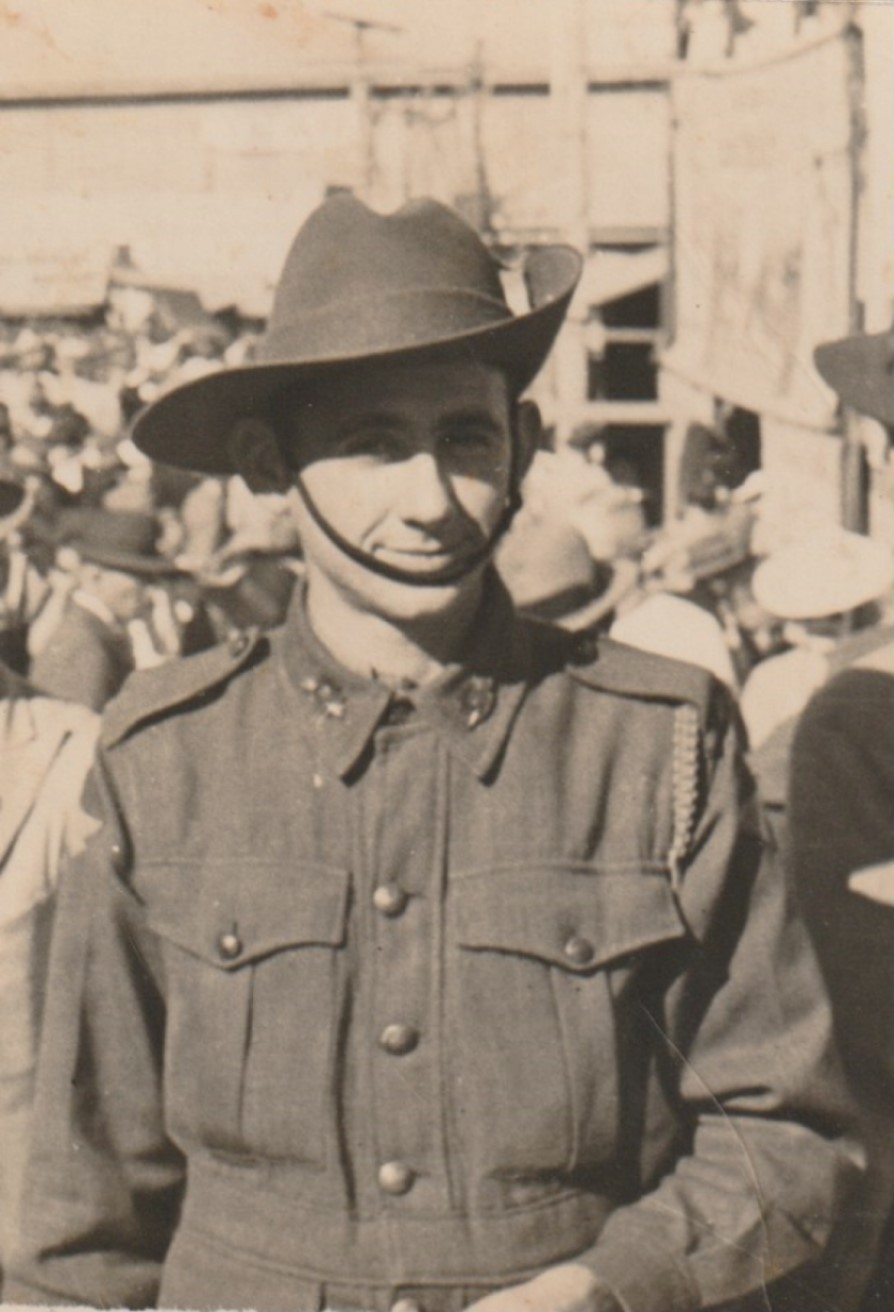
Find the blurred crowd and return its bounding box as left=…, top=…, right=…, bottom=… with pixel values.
left=0, top=282, right=891, bottom=739
left=0, top=287, right=306, bottom=710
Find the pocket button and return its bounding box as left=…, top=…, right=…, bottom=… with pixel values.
left=563, top=934, right=595, bottom=967
left=217, top=930, right=243, bottom=961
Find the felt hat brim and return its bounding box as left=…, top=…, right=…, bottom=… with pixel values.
left=64, top=542, right=184, bottom=576
left=54, top=506, right=184, bottom=577
left=814, top=329, right=894, bottom=428
left=131, top=245, right=582, bottom=476
left=752, top=531, right=894, bottom=620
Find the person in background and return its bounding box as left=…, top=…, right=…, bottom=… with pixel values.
left=28, top=508, right=186, bottom=710
left=606, top=506, right=760, bottom=691
left=787, top=653, right=894, bottom=1312
left=783, top=321, right=894, bottom=1312
left=740, top=527, right=893, bottom=754
left=0, top=477, right=38, bottom=675
left=0, top=474, right=61, bottom=680
left=0, top=659, right=98, bottom=1272
left=187, top=476, right=304, bottom=637
left=6, top=195, right=858, bottom=1312
left=495, top=424, right=645, bottom=632
left=608, top=440, right=762, bottom=689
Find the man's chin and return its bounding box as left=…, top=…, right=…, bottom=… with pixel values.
left=346, top=559, right=487, bottom=622
left=367, top=569, right=473, bottom=607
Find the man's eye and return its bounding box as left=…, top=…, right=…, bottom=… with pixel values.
left=344, top=431, right=402, bottom=459
left=442, top=428, right=496, bottom=452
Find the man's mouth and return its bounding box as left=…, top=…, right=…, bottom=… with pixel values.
left=375, top=541, right=478, bottom=569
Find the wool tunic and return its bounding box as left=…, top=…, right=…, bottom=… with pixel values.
left=6, top=585, right=859, bottom=1311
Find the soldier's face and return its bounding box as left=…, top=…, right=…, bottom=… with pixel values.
left=277, top=360, right=524, bottom=622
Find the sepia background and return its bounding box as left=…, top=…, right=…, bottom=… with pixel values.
left=0, top=0, right=891, bottom=547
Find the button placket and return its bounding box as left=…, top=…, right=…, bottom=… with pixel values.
left=365, top=731, right=445, bottom=1212
left=371, top=886, right=425, bottom=1201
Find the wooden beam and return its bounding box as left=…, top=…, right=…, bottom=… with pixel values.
left=0, top=62, right=674, bottom=106
left=572, top=402, right=671, bottom=426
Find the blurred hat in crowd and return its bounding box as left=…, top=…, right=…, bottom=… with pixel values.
left=9, top=328, right=54, bottom=373
left=752, top=529, right=894, bottom=621
left=8, top=438, right=49, bottom=475
left=131, top=193, right=582, bottom=474
left=497, top=514, right=597, bottom=622
left=678, top=422, right=751, bottom=508
left=567, top=420, right=604, bottom=453
left=0, top=476, right=27, bottom=539
left=814, top=321, right=894, bottom=428
left=45, top=401, right=89, bottom=448
left=55, top=507, right=182, bottom=576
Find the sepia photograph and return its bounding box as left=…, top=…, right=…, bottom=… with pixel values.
left=0, top=2, right=892, bottom=1309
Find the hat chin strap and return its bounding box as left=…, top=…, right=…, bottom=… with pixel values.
left=291, top=456, right=522, bottom=588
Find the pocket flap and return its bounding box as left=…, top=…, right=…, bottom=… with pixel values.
left=140, top=861, right=350, bottom=969
left=452, top=864, right=687, bottom=971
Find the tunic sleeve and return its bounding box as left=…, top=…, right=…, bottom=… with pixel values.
left=4, top=755, right=185, bottom=1307
left=574, top=692, right=863, bottom=1312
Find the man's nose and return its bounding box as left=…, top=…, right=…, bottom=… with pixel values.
left=401, top=450, right=455, bottom=525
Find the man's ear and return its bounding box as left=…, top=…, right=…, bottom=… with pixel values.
left=513, top=400, right=543, bottom=482
left=228, top=418, right=291, bottom=494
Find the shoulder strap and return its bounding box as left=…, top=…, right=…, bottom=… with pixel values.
left=102, top=629, right=264, bottom=749
left=569, top=634, right=716, bottom=727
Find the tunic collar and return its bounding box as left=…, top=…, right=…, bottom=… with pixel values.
left=278, top=575, right=534, bottom=781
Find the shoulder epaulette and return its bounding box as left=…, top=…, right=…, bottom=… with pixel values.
left=568, top=634, right=716, bottom=727
left=101, top=629, right=264, bottom=749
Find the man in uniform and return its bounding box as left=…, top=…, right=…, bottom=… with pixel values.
left=6, top=197, right=859, bottom=1312
left=29, top=508, right=184, bottom=710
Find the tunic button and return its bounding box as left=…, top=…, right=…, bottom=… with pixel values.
left=378, top=1160, right=415, bottom=1195
left=380, top=1023, right=419, bottom=1056
left=391, top=1300, right=422, bottom=1312
left=563, top=934, right=595, bottom=967
left=373, top=882, right=409, bottom=918
left=217, top=931, right=242, bottom=961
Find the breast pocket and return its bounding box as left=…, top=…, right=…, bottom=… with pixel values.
left=448, top=863, right=687, bottom=1180
left=143, top=860, right=349, bottom=1167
